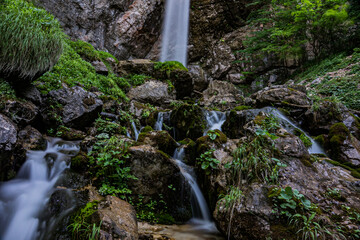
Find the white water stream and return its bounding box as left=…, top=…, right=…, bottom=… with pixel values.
left=160, top=0, right=190, bottom=66
left=0, top=138, right=79, bottom=240
left=154, top=112, right=165, bottom=131
left=204, top=111, right=227, bottom=134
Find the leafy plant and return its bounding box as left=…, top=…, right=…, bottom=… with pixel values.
left=196, top=149, right=220, bottom=175
left=0, top=0, right=65, bottom=79
left=89, top=136, right=136, bottom=199
left=219, top=186, right=243, bottom=210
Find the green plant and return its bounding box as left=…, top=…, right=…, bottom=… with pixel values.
left=0, top=0, right=65, bottom=79
left=294, top=129, right=313, bottom=148
left=89, top=136, right=136, bottom=198
left=127, top=74, right=151, bottom=86
left=0, top=78, right=16, bottom=98
left=207, top=130, right=220, bottom=141
left=196, top=149, right=220, bottom=175
left=94, top=117, right=126, bottom=135
left=68, top=201, right=101, bottom=240
left=219, top=186, right=243, bottom=210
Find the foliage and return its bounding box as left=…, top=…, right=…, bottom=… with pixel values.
left=94, top=117, right=126, bottom=135
left=0, top=0, right=65, bottom=79
left=225, top=113, right=285, bottom=184
left=89, top=135, right=136, bottom=198
left=133, top=194, right=175, bottom=224
left=207, top=130, right=220, bottom=141
left=244, top=0, right=354, bottom=60
left=127, top=74, right=152, bottom=87
left=294, top=129, right=313, bottom=148
left=196, top=149, right=220, bottom=175
left=0, top=78, right=16, bottom=99
left=68, top=201, right=101, bottom=240
left=154, top=61, right=188, bottom=77
left=218, top=186, right=243, bottom=210
left=269, top=187, right=329, bottom=240
left=36, top=39, right=129, bottom=100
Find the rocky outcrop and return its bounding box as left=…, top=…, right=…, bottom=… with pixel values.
left=201, top=80, right=244, bottom=110
left=127, top=80, right=174, bottom=106
left=37, top=0, right=163, bottom=60
left=45, top=85, right=103, bottom=129
left=1, top=99, right=38, bottom=127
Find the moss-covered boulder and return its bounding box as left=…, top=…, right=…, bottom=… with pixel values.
left=137, top=130, right=178, bottom=156
left=170, top=103, right=207, bottom=140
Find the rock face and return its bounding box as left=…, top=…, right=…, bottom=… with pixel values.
left=128, top=145, right=190, bottom=218
left=137, top=130, right=178, bottom=156
left=201, top=80, right=244, bottom=110
left=47, top=85, right=103, bottom=129
left=96, top=195, right=138, bottom=240
left=0, top=114, right=17, bottom=180
left=127, top=80, right=174, bottom=106
left=37, top=0, right=163, bottom=60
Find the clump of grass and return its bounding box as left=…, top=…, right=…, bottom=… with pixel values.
left=0, top=0, right=65, bottom=79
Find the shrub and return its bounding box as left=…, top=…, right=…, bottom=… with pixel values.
left=0, top=0, right=64, bottom=80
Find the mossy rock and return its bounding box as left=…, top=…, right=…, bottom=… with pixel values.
left=314, top=134, right=326, bottom=146
left=170, top=103, right=206, bottom=140
left=71, top=151, right=89, bottom=172
left=232, top=105, right=252, bottom=111
left=327, top=123, right=350, bottom=160
left=293, top=129, right=312, bottom=148
left=195, top=130, right=227, bottom=154
left=56, top=126, right=86, bottom=140
left=137, top=130, right=177, bottom=155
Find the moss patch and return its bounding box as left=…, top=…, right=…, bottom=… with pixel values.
left=233, top=105, right=252, bottom=111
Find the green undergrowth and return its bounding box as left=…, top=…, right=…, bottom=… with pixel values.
left=294, top=50, right=360, bottom=110
left=0, top=78, right=16, bottom=99
left=0, top=0, right=64, bottom=79
left=154, top=61, right=188, bottom=77
left=35, top=39, right=129, bottom=100
left=68, top=201, right=101, bottom=240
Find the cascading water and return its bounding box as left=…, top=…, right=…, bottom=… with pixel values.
left=154, top=112, right=165, bottom=131
left=160, top=0, right=190, bottom=66
left=173, top=147, right=217, bottom=231
left=131, top=122, right=141, bottom=141
left=0, top=138, right=79, bottom=240
left=204, top=111, right=226, bottom=133
left=263, top=107, right=325, bottom=154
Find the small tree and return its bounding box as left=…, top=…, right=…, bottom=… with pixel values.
left=0, top=0, right=64, bottom=81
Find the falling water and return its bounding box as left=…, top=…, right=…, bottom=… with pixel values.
left=263, top=107, right=325, bottom=154
left=0, top=138, right=79, bottom=240
left=173, top=147, right=217, bottom=231
left=204, top=111, right=226, bottom=134
left=160, top=0, right=191, bottom=66
left=154, top=112, right=165, bottom=131
left=131, top=122, right=141, bottom=141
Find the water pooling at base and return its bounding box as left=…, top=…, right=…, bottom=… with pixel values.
left=0, top=138, right=79, bottom=240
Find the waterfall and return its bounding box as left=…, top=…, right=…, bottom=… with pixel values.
left=173, top=147, right=217, bottom=231
left=204, top=111, right=226, bottom=134
left=154, top=112, right=165, bottom=131
left=263, top=107, right=325, bottom=154
left=160, top=0, right=191, bottom=66
left=131, top=122, right=141, bottom=141
left=0, top=138, right=79, bottom=240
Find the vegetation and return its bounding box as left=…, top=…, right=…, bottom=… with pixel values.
left=154, top=61, right=188, bottom=77
left=89, top=135, right=136, bottom=198
left=68, top=201, right=101, bottom=240
left=0, top=0, right=64, bottom=79
left=196, top=149, right=220, bottom=175
left=245, top=0, right=354, bottom=60
left=36, top=39, right=129, bottom=100
left=0, top=78, right=16, bottom=99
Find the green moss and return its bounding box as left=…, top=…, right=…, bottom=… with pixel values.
left=314, top=135, right=325, bottom=146
left=0, top=78, right=16, bottom=99
left=233, top=105, right=252, bottom=111
left=71, top=151, right=89, bottom=172
left=294, top=129, right=312, bottom=148
left=0, top=0, right=65, bottom=79
left=154, top=61, right=188, bottom=78
left=326, top=159, right=360, bottom=179
left=36, top=39, right=128, bottom=101
left=328, top=123, right=350, bottom=155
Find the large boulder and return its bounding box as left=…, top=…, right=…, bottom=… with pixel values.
left=252, top=87, right=311, bottom=108
left=46, top=85, right=103, bottom=129
left=37, top=0, right=164, bottom=60
left=128, top=145, right=190, bottom=219
left=170, top=104, right=207, bottom=140
left=116, top=59, right=155, bottom=76
left=127, top=80, right=174, bottom=106
left=137, top=130, right=178, bottom=156
left=201, top=80, right=244, bottom=110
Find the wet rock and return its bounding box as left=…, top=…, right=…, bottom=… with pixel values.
left=252, top=87, right=310, bottom=108
left=56, top=126, right=86, bottom=141
left=47, top=85, right=103, bottom=129
left=170, top=104, right=206, bottom=140
left=0, top=114, right=17, bottom=180
left=127, top=81, right=175, bottom=106
left=17, top=126, right=45, bottom=151
left=95, top=195, right=138, bottom=240
left=18, top=84, right=42, bottom=104
left=274, top=128, right=309, bottom=159
left=128, top=145, right=188, bottom=218
left=137, top=130, right=178, bottom=156
left=37, top=0, right=164, bottom=60
left=201, top=80, right=244, bottom=111
left=1, top=99, right=38, bottom=127
left=169, top=70, right=193, bottom=100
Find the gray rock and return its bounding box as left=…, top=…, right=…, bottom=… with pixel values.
left=37, top=0, right=163, bottom=60
left=0, top=114, right=17, bottom=152
left=91, top=60, right=108, bottom=75
left=116, top=59, right=155, bottom=76
left=188, top=64, right=209, bottom=92
left=127, top=80, right=174, bottom=106
left=48, top=86, right=103, bottom=129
